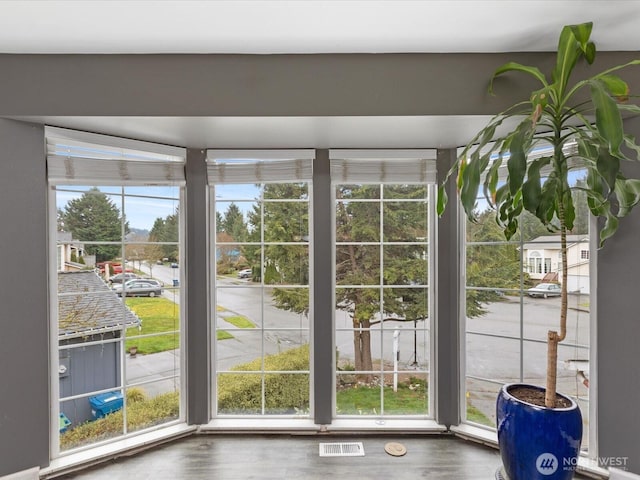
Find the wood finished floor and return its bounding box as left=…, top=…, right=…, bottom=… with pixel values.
left=58, top=434, right=591, bottom=479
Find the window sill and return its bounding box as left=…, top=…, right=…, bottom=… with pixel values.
left=41, top=423, right=196, bottom=479
left=200, top=418, right=446, bottom=434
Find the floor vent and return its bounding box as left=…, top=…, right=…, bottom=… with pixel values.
left=319, top=442, right=365, bottom=457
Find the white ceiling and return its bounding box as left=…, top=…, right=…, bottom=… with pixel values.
left=1, top=0, right=640, bottom=54
left=3, top=1, right=640, bottom=148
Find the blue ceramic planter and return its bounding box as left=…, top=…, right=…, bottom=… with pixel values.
left=497, top=384, right=582, bottom=480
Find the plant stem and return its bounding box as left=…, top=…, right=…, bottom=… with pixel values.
left=545, top=131, right=569, bottom=409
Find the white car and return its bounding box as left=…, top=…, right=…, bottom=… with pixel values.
left=113, top=279, right=164, bottom=297
left=527, top=283, right=561, bottom=298
left=237, top=268, right=252, bottom=279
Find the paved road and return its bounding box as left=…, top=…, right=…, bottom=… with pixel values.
left=128, top=264, right=591, bottom=423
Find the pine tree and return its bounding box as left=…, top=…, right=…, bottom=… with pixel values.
left=61, top=188, right=126, bottom=262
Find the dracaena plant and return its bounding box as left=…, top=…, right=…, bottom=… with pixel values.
left=437, top=22, right=640, bottom=408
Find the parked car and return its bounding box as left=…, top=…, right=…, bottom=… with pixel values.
left=170, top=262, right=179, bottom=268
left=527, top=283, right=561, bottom=298
left=238, top=268, right=252, bottom=279
left=113, top=279, right=164, bottom=297
left=108, top=273, right=139, bottom=284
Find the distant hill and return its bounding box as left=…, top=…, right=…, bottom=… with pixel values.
left=127, top=228, right=149, bottom=240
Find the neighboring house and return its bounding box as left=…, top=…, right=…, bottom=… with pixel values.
left=522, top=234, right=590, bottom=294
left=58, top=271, right=140, bottom=426
left=57, top=231, right=95, bottom=271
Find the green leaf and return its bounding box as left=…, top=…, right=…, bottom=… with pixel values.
left=599, top=205, right=619, bottom=247
left=483, top=156, right=503, bottom=207
left=553, top=23, right=589, bottom=96
left=585, top=41, right=596, bottom=64
left=596, top=145, right=621, bottom=191
left=459, top=153, right=481, bottom=217
left=436, top=185, right=448, bottom=216
left=537, top=175, right=559, bottom=224
left=489, top=62, right=547, bottom=94
left=506, top=119, right=533, bottom=195
left=614, top=178, right=640, bottom=217
left=562, top=189, right=575, bottom=232
left=568, top=22, right=593, bottom=47
left=597, top=74, right=629, bottom=100
left=522, top=156, right=550, bottom=213
left=590, top=79, right=624, bottom=157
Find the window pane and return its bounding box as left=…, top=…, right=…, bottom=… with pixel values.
left=264, top=202, right=309, bottom=242
left=383, top=201, right=427, bottom=241
left=465, top=334, right=521, bottom=383
left=335, top=181, right=431, bottom=420
left=338, top=184, right=380, bottom=200
left=383, top=373, right=429, bottom=415
left=383, top=246, right=427, bottom=285
left=56, top=185, right=182, bottom=450
left=125, top=383, right=180, bottom=434
left=465, top=378, right=499, bottom=428
left=264, top=245, right=309, bottom=285
left=264, top=373, right=310, bottom=415
left=217, top=373, right=263, bottom=415
left=463, top=169, right=592, bottom=454
left=263, top=182, right=309, bottom=200
left=336, top=202, right=381, bottom=242
left=213, top=180, right=311, bottom=418
left=336, top=246, right=380, bottom=285
left=383, top=184, right=428, bottom=200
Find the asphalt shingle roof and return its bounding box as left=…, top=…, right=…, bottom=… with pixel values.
left=58, top=271, right=140, bottom=339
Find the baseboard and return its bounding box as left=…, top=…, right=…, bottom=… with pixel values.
left=0, top=467, right=39, bottom=480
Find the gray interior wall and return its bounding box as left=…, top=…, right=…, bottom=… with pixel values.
left=0, top=53, right=637, bottom=120
left=0, top=53, right=639, bottom=476
left=596, top=116, right=640, bottom=474
left=0, top=119, right=48, bottom=476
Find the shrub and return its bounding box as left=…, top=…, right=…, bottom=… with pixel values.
left=60, top=390, right=179, bottom=450
left=126, top=387, right=147, bottom=404
left=217, top=344, right=309, bottom=413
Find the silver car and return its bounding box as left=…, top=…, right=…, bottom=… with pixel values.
left=114, top=279, right=163, bottom=297
left=527, top=283, right=561, bottom=298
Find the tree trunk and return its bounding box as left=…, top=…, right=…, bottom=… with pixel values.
left=545, top=203, right=569, bottom=408
left=352, top=312, right=373, bottom=383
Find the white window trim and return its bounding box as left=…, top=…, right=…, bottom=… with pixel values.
left=330, top=149, right=437, bottom=422
left=207, top=149, right=314, bottom=421
left=48, top=128, right=187, bottom=460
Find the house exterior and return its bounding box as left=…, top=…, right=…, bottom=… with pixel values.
left=522, top=234, right=590, bottom=294
left=58, top=271, right=140, bottom=426
left=57, top=231, right=95, bottom=271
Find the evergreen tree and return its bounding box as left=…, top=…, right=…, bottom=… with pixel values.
left=61, top=188, right=126, bottom=262
left=221, top=203, right=248, bottom=242
left=465, top=209, right=523, bottom=317
left=149, top=209, right=180, bottom=261
left=215, top=211, right=224, bottom=233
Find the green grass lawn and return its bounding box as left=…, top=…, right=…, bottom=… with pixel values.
left=125, top=298, right=239, bottom=354
left=336, top=383, right=492, bottom=425
left=125, top=298, right=180, bottom=354
left=336, top=383, right=426, bottom=415
left=221, top=315, right=255, bottom=329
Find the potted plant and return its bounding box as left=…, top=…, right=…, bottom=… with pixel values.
left=438, top=22, right=640, bottom=479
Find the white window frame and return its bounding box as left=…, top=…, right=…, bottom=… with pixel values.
left=329, top=149, right=438, bottom=426
left=47, top=127, right=187, bottom=460
left=205, top=149, right=316, bottom=428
